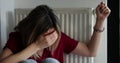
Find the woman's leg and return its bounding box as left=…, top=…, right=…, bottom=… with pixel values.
left=42, top=58, right=60, bottom=63
left=20, top=59, right=37, bottom=63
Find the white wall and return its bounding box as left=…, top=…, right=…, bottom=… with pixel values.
left=0, top=0, right=107, bottom=63
left=0, top=0, right=1, bottom=51
left=15, top=0, right=106, bottom=8
left=0, top=0, right=14, bottom=50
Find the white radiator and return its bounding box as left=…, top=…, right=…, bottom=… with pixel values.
left=15, top=8, right=95, bottom=63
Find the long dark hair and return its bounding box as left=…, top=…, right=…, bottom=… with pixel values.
left=14, top=5, right=61, bottom=48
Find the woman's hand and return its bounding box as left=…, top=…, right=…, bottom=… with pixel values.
left=34, top=29, right=59, bottom=50
left=96, top=2, right=111, bottom=21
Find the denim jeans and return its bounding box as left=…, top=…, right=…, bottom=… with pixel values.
left=20, top=59, right=37, bottom=63
left=20, top=58, right=60, bottom=63
left=42, top=58, right=60, bottom=63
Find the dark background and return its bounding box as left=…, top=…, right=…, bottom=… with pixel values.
left=107, top=0, right=119, bottom=63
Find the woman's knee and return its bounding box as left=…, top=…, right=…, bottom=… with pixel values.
left=42, top=58, right=60, bottom=63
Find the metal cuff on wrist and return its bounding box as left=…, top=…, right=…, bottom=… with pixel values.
left=93, top=27, right=105, bottom=32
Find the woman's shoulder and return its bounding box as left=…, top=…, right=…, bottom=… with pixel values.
left=61, top=32, right=70, bottom=39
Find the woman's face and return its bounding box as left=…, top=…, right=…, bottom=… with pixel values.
left=43, top=28, right=59, bottom=45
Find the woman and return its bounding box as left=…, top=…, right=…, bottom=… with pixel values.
left=0, top=2, right=111, bottom=63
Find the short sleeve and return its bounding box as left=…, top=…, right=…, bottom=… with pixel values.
left=3, top=32, right=22, bottom=54
left=61, top=32, right=79, bottom=54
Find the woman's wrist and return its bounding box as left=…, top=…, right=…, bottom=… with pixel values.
left=96, top=16, right=106, bottom=23
left=95, top=22, right=104, bottom=29
left=31, top=42, right=41, bottom=51
left=94, top=17, right=105, bottom=32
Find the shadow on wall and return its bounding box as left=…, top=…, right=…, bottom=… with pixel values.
left=0, top=38, right=1, bottom=52
left=0, top=13, right=1, bottom=52
left=7, top=11, right=15, bottom=38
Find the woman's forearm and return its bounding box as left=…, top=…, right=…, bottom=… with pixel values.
left=87, top=18, right=105, bottom=56
left=87, top=2, right=111, bottom=56
left=0, top=43, right=39, bottom=63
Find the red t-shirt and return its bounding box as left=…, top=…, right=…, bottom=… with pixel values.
left=4, top=32, right=79, bottom=63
